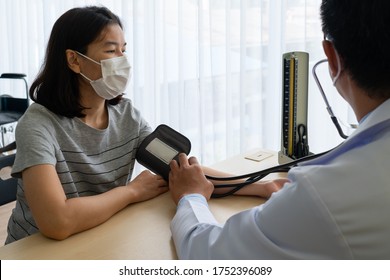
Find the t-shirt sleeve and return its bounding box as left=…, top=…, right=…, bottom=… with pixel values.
left=130, top=104, right=152, bottom=144
left=11, top=109, right=57, bottom=178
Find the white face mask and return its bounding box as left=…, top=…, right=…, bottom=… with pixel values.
left=76, top=51, right=131, bottom=100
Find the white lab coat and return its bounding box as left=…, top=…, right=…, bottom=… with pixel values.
left=170, top=99, right=390, bottom=259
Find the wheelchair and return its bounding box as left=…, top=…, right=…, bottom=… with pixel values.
left=0, top=73, right=29, bottom=205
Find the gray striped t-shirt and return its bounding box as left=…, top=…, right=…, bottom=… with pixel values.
left=5, top=98, right=152, bottom=244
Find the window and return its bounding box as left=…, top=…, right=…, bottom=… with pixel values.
left=0, top=0, right=350, bottom=167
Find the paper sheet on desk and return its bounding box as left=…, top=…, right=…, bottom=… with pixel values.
left=244, top=151, right=273, bottom=162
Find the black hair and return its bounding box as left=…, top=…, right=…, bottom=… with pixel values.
left=30, top=6, right=123, bottom=118
left=321, top=0, right=390, bottom=99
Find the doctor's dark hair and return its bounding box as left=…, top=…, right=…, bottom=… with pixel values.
left=29, top=6, right=123, bottom=118
left=321, top=0, right=390, bottom=100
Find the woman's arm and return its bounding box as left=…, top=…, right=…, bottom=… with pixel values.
left=23, top=164, right=168, bottom=240
left=202, top=166, right=288, bottom=198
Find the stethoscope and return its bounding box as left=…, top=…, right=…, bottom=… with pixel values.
left=312, top=59, right=358, bottom=139
left=207, top=59, right=355, bottom=198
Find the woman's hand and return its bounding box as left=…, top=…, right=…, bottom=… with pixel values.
left=127, top=170, right=168, bottom=203
left=238, top=178, right=289, bottom=198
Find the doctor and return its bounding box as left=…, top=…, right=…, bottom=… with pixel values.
left=169, top=0, right=390, bottom=259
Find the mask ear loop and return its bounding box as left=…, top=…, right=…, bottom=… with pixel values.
left=79, top=72, right=93, bottom=82
left=75, top=51, right=101, bottom=65
left=74, top=51, right=101, bottom=83
left=332, top=51, right=342, bottom=85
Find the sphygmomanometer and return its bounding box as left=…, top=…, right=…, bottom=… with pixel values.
left=135, top=57, right=361, bottom=197
left=135, top=124, right=328, bottom=198
left=135, top=55, right=390, bottom=198
left=136, top=124, right=191, bottom=181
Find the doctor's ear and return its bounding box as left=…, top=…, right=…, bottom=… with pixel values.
left=322, top=40, right=342, bottom=76
left=65, top=49, right=81, bottom=74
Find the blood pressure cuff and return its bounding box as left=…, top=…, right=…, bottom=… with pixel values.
left=136, top=124, right=191, bottom=181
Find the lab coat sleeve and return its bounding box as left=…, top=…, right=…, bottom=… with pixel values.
left=171, top=194, right=287, bottom=259
left=170, top=194, right=223, bottom=259
left=170, top=172, right=353, bottom=259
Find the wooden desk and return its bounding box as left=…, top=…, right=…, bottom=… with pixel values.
left=0, top=149, right=283, bottom=260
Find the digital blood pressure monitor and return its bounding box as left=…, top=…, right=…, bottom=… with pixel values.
left=136, top=124, right=191, bottom=181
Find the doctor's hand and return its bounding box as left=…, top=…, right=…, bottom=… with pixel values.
left=169, top=153, right=214, bottom=205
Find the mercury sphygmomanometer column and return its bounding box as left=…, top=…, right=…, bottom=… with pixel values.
left=278, top=51, right=310, bottom=164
